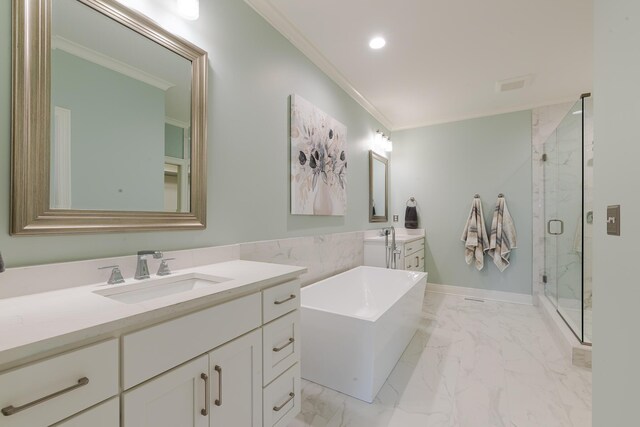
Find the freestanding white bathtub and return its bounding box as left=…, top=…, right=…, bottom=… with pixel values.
left=300, top=266, right=427, bottom=403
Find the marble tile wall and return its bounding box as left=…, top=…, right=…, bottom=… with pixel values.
left=0, top=230, right=366, bottom=299
left=239, top=231, right=364, bottom=287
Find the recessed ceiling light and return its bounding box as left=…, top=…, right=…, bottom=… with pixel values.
left=369, top=37, right=386, bottom=50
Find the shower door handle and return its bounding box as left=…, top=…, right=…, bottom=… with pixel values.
left=547, top=219, right=564, bottom=235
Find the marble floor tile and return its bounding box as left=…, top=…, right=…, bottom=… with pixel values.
left=292, top=292, right=591, bottom=427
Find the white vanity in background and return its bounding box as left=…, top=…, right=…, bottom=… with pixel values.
left=0, top=259, right=306, bottom=427
left=364, top=228, right=426, bottom=272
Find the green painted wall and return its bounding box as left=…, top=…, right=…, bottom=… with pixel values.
left=593, top=0, right=640, bottom=423
left=164, top=124, right=185, bottom=159
left=390, top=111, right=532, bottom=295
left=0, top=0, right=386, bottom=267
left=52, top=49, right=165, bottom=211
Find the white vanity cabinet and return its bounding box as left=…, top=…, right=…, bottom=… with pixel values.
left=402, top=238, right=425, bottom=272
left=120, top=279, right=301, bottom=427
left=122, top=328, right=263, bottom=427
left=364, top=235, right=425, bottom=272
left=0, top=339, right=119, bottom=427
left=0, top=267, right=304, bottom=427
left=209, top=329, right=263, bottom=427
left=261, top=284, right=301, bottom=427
left=122, top=355, right=209, bottom=427
left=52, top=398, right=119, bottom=427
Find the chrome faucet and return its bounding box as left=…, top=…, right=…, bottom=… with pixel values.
left=383, top=226, right=400, bottom=269
left=135, top=250, right=163, bottom=280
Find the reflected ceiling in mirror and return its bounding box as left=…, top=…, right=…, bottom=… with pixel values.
left=11, top=0, right=208, bottom=235
left=51, top=0, right=192, bottom=213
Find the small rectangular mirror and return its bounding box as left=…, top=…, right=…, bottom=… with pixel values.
left=12, top=0, right=208, bottom=234
left=369, top=151, right=388, bottom=223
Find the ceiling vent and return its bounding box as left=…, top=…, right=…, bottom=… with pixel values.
left=495, top=75, right=533, bottom=93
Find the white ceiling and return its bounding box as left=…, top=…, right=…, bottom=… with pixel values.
left=246, top=0, right=593, bottom=130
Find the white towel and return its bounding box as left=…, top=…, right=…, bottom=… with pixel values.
left=488, top=197, right=517, bottom=272
left=461, top=198, right=489, bottom=270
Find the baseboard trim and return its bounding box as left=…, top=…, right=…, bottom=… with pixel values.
left=426, top=283, right=533, bottom=305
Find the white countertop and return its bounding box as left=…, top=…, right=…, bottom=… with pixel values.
left=364, top=234, right=425, bottom=244
left=0, top=260, right=306, bottom=368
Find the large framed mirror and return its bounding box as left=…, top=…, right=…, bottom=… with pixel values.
left=369, top=151, right=388, bottom=223
left=11, top=0, right=208, bottom=235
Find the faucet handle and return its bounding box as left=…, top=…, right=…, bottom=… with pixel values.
left=99, top=265, right=125, bottom=285
left=157, top=258, right=175, bottom=276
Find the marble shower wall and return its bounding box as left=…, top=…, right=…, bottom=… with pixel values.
left=239, top=231, right=364, bottom=287
left=583, top=97, right=594, bottom=312
left=531, top=102, right=574, bottom=305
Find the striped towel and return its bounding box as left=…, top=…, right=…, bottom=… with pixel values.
left=461, top=197, right=489, bottom=270
left=488, top=197, right=517, bottom=272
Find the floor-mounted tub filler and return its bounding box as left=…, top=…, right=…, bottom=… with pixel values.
left=300, top=266, right=427, bottom=403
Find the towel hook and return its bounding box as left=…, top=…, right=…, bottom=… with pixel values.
left=498, top=193, right=504, bottom=198
left=474, top=194, right=480, bottom=198
left=406, top=197, right=417, bottom=207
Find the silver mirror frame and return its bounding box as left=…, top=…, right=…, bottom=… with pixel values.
left=11, top=0, right=208, bottom=235
left=369, top=150, right=388, bottom=223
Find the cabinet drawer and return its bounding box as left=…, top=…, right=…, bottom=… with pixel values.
left=263, top=364, right=301, bottom=427
left=404, top=239, right=424, bottom=256
left=52, top=397, right=119, bottom=427
left=0, top=339, right=118, bottom=427
left=123, top=293, right=261, bottom=389
left=263, top=311, right=300, bottom=385
left=405, top=249, right=425, bottom=272
left=263, top=280, right=300, bottom=324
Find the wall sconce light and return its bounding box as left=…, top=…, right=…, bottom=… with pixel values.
left=177, top=0, right=199, bottom=20
left=384, top=135, right=393, bottom=152
left=374, top=130, right=393, bottom=154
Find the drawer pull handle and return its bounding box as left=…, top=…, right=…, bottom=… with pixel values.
left=415, top=256, right=419, bottom=265
left=1, top=377, right=89, bottom=417
left=273, top=338, right=295, bottom=352
left=214, top=365, right=222, bottom=406
left=274, top=294, right=296, bottom=305
left=200, top=373, right=209, bottom=416
left=273, top=392, right=295, bottom=412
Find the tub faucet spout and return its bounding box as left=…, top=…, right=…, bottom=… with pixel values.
left=382, top=227, right=399, bottom=269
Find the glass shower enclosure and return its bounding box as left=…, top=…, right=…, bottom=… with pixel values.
left=543, top=94, right=593, bottom=345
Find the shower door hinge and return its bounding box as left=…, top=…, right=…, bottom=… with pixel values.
left=542, top=274, right=548, bottom=284
left=541, top=153, right=548, bottom=162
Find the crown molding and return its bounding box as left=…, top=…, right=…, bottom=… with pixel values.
left=392, top=95, right=584, bottom=132
left=52, top=36, right=175, bottom=91
left=244, top=0, right=394, bottom=130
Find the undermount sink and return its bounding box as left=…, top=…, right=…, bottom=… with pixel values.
left=93, top=273, right=231, bottom=304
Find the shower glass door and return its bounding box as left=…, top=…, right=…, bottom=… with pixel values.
left=543, top=99, right=584, bottom=342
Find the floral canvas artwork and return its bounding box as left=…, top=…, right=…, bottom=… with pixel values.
left=291, top=95, right=347, bottom=216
